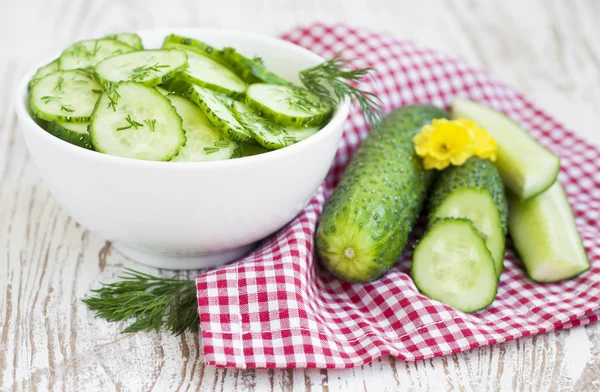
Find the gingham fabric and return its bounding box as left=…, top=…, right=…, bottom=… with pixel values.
left=196, top=23, right=600, bottom=368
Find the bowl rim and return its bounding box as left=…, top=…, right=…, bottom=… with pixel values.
left=15, top=27, right=351, bottom=169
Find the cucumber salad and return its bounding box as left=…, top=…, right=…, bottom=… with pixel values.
left=27, top=33, right=335, bottom=161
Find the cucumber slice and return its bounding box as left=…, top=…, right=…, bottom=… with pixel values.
left=428, top=158, right=508, bottom=277
left=186, top=84, right=252, bottom=142
left=90, top=82, right=185, bottom=161
left=180, top=50, right=246, bottom=98
left=59, top=39, right=136, bottom=70
left=240, top=143, right=269, bottom=157
left=47, top=121, right=93, bottom=149
left=231, top=101, right=296, bottom=150
left=452, top=98, right=560, bottom=200
left=221, top=47, right=288, bottom=85
left=167, top=94, right=238, bottom=162
left=508, top=182, right=589, bottom=283
left=411, top=219, right=498, bottom=313
left=29, top=59, right=59, bottom=89
left=94, top=49, right=188, bottom=87
left=246, top=84, right=332, bottom=127
left=162, top=35, right=226, bottom=64
left=285, top=125, right=320, bottom=140
left=155, top=86, right=171, bottom=96
left=29, top=70, right=103, bottom=122
left=104, top=33, right=143, bottom=50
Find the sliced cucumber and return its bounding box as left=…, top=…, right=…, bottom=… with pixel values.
left=285, top=125, right=320, bottom=141
left=411, top=219, right=498, bottom=313
left=29, top=70, right=103, bottom=122
left=452, top=98, right=560, bottom=200
left=167, top=94, right=238, bottom=162
left=104, top=33, right=143, bottom=50
left=186, top=84, right=252, bottom=142
left=231, top=101, right=296, bottom=150
left=90, top=82, right=185, bottom=161
left=94, top=49, right=188, bottom=87
left=221, top=47, right=288, bottom=85
left=29, top=59, right=59, bottom=89
left=179, top=50, right=246, bottom=98
left=162, top=34, right=226, bottom=64
left=155, top=86, right=171, bottom=96
left=428, top=158, right=508, bottom=277
left=508, top=182, right=589, bottom=283
left=47, top=121, right=92, bottom=149
left=59, top=39, right=136, bottom=70
left=246, top=84, right=332, bottom=127
left=240, top=143, right=269, bottom=157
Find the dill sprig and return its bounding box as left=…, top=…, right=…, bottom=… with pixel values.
left=105, top=84, right=120, bottom=112
left=116, top=114, right=144, bottom=131
left=130, top=63, right=169, bottom=81
left=82, top=268, right=199, bottom=335
left=299, top=54, right=384, bottom=129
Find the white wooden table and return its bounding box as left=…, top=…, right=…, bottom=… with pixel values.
left=2, top=0, right=600, bottom=390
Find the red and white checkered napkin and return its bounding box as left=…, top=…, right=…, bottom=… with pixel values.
left=196, top=23, right=600, bottom=368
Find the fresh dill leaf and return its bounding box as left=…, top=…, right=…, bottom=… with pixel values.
left=54, top=76, right=64, bottom=92
left=105, top=84, right=120, bottom=111
left=299, top=54, right=384, bottom=129
left=116, top=125, right=132, bottom=131
left=60, top=105, right=75, bottom=113
left=204, top=147, right=220, bottom=154
left=41, top=95, right=60, bottom=104
left=214, top=140, right=230, bottom=147
left=130, top=63, right=169, bottom=81
left=82, top=268, right=199, bottom=335
left=144, top=119, right=157, bottom=132
left=92, top=89, right=103, bottom=94
left=252, top=56, right=264, bottom=65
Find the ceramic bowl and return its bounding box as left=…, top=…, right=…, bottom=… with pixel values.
left=15, top=28, right=350, bottom=269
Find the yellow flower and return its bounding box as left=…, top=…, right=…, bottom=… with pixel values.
left=413, top=119, right=474, bottom=170
left=456, top=118, right=497, bottom=161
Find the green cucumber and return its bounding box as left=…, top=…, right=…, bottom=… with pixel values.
left=162, top=35, right=226, bottom=64
left=47, top=121, right=92, bottom=149
left=168, top=94, right=238, bottom=162
left=180, top=50, right=246, bottom=98
left=508, top=182, right=589, bottom=283
left=186, top=84, right=252, bottom=142
left=452, top=98, right=560, bottom=200
left=428, top=158, right=508, bottom=277
left=59, top=39, right=136, bottom=70
left=94, top=49, right=188, bottom=87
left=29, top=70, right=103, bottom=122
left=221, top=47, right=288, bottom=85
left=246, top=84, right=332, bottom=127
left=29, top=59, right=59, bottom=89
left=90, top=82, right=185, bottom=161
left=240, top=143, right=270, bottom=157
left=104, top=33, right=143, bottom=50
left=232, top=101, right=297, bottom=150
left=315, top=105, right=449, bottom=283
left=411, top=218, right=498, bottom=313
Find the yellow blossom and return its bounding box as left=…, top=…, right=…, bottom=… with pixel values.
left=413, top=119, right=474, bottom=170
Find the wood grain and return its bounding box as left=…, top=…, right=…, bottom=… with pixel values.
left=2, top=0, right=600, bottom=390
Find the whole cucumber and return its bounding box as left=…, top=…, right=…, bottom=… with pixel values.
left=315, top=105, right=449, bottom=282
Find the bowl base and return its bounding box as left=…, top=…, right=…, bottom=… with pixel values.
left=113, top=242, right=255, bottom=270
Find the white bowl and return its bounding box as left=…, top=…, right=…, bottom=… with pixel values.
left=15, top=28, right=350, bottom=270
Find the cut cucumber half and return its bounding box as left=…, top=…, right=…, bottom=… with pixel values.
left=90, top=82, right=185, bottom=161
left=94, top=49, right=188, bottom=87
left=452, top=98, right=560, bottom=200
left=428, top=158, right=508, bottom=277
left=59, top=39, right=136, bottom=70
left=47, top=121, right=92, bottom=149
left=167, top=94, right=238, bottom=162
left=180, top=50, right=246, bottom=98
left=508, top=182, right=589, bottom=283
left=412, top=219, right=498, bottom=313
left=240, top=143, right=269, bottom=157
left=104, top=33, right=143, bottom=50
left=246, top=84, right=332, bottom=127
left=29, top=70, right=103, bottom=122
left=221, top=47, right=288, bottom=85
left=162, top=35, right=226, bottom=64
left=186, top=84, right=252, bottom=142
left=29, top=59, right=59, bottom=89
left=231, top=101, right=297, bottom=150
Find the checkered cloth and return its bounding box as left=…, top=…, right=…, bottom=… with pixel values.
left=196, top=23, right=600, bottom=368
